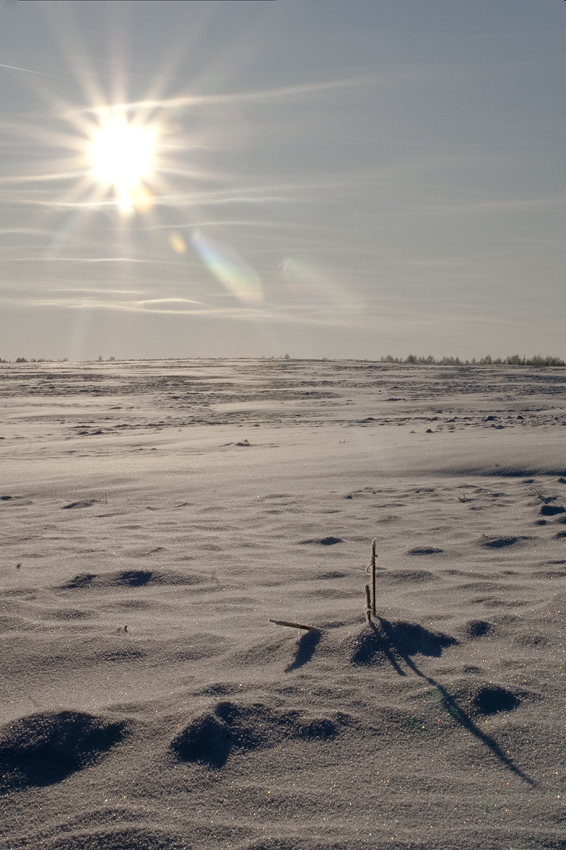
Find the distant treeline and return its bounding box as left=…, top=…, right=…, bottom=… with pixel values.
left=380, top=354, right=565, bottom=366
left=0, top=357, right=54, bottom=363
left=1, top=354, right=564, bottom=366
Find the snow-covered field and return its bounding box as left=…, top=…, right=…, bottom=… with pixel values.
left=1, top=359, right=565, bottom=850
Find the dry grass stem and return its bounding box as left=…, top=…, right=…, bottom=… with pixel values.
left=269, top=619, right=313, bottom=631
left=371, top=537, right=377, bottom=616
left=529, top=488, right=550, bottom=504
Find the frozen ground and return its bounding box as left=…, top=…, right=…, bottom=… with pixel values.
left=1, top=359, right=565, bottom=849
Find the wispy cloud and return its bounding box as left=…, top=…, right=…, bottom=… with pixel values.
left=0, top=171, right=90, bottom=186
left=135, top=297, right=205, bottom=307
left=48, top=287, right=144, bottom=296
left=132, top=218, right=323, bottom=234
left=14, top=297, right=368, bottom=330
left=68, top=75, right=377, bottom=119
left=0, top=227, right=54, bottom=237
left=38, top=256, right=182, bottom=266
left=0, top=62, right=58, bottom=78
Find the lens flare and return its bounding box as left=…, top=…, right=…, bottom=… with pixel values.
left=168, top=231, right=187, bottom=255
left=192, top=229, right=262, bottom=303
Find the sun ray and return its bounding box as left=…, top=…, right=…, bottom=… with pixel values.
left=37, top=1, right=109, bottom=119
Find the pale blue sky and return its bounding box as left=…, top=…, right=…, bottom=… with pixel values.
left=0, top=0, right=564, bottom=360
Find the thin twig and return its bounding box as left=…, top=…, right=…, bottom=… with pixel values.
left=365, top=584, right=371, bottom=623
left=269, top=619, right=313, bottom=631
left=529, top=488, right=550, bottom=504
left=371, top=538, right=377, bottom=616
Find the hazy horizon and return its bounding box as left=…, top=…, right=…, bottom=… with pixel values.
left=1, top=1, right=565, bottom=361
left=3, top=354, right=565, bottom=368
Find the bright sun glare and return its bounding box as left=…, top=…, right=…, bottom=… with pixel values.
left=90, top=117, right=154, bottom=213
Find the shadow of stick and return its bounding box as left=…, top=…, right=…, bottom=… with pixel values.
left=285, top=628, right=322, bottom=672
left=373, top=618, right=535, bottom=787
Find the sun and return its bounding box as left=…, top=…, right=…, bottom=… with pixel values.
left=90, top=116, right=154, bottom=213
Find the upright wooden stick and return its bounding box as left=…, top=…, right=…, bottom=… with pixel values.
left=371, top=537, right=377, bottom=616
left=365, top=584, right=371, bottom=623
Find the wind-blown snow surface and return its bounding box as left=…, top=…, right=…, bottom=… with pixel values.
left=1, top=359, right=565, bottom=850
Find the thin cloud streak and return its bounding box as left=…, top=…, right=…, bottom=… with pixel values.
left=0, top=227, right=54, bottom=237
left=48, top=287, right=145, bottom=296
left=155, top=195, right=293, bottom=209
left=40, top=257, right=182, bottom=265
left=136, top=298, right=205, bottom=307
left=133, top=219, right=323, bottom=234
left=2, top=257, right=185, bottom=268
left=68, top=75, right=378, bottom=119
left=4, top=192, right=294, bottom=211
left=0, top=62, right=58, bottom=78
left=0, top=171, right=90, bottom=185
left=13, top=288, right=367, bottom=325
